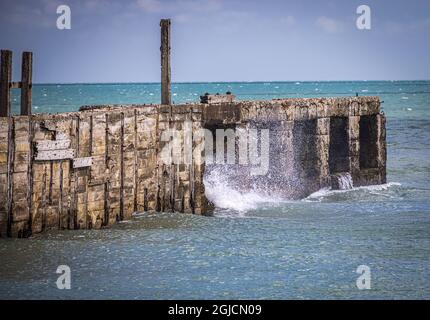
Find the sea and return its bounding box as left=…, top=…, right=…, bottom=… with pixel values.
left=0, top=80, right=429, bottom=299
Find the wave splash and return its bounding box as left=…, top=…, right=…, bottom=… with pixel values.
left=204, top=165, right=402, bottom=211
left=304, top=182, right=402, bottom=202
left=203, top=166, right=284, bottom=212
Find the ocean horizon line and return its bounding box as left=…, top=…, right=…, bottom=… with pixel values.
left=29, top=79, right=430, bottom=86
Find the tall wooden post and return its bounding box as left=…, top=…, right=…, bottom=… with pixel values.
left=160, top=19, right=171, bottom=105
left=0, top=50, right=12, bottom=117
left=20, top=52, right=32, bottom=116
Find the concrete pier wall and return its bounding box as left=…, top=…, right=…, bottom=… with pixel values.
left=0, top=96, right=386, bottom=238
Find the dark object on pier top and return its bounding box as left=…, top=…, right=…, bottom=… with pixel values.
left=200, top=92, right=236, bottom=104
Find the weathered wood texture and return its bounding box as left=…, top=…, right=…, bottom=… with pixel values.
left=36, top=139, right=71, bottom=151
left=35, top=149, right=75, bottom=161
left=73, top=157, right=93, bottom=168
left=0, top=50, right=12, bottom=117
left=160, top=19, right=171, bottom=105
left=10, top=82, right=21, bottom=89
left=0, top=97, right=386, bottom=238
left=1, top=50, right=33, bottom=117
left=20, top=52, right=32, bottom=116
left=0, top=118, right=9, bottom=236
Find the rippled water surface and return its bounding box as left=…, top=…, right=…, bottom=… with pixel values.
left=1, top=81, right=429, bottom=299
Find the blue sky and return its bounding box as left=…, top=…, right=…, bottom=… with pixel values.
left=1, top=0, right=429, bottom=83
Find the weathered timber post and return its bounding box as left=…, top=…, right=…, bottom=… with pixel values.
left=0, top=49, right=33, bottom=237
left=20, top=52, right=33, bottom=115
left=0, top=50, right=13, bottom=237
left=0, top=50, right=12, bottom=117
left=160, top=19, right=171, bottom=105
left=0, top=50, right=33, bottom=116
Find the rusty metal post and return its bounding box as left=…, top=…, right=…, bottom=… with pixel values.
left=160, top=19, right=171, bottom=105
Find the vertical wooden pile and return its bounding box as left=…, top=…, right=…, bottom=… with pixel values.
left=190, top=107, right=206, bottom=214
left=0, top=50, right=12, bottom=237
left=0, top=50, right=33, bottom=237
left=88, top=112, right=108, bottom=228
left=0, top=116, right=8, bottom=237
left=316, top=117, right=330, bottom=189
left=122, top=109, right=137, bottom=219
left=160, top=19, right=171, bottom=105
left=348, top=102, right=361, bottom=182
left=135, top=106, right=159, bottom=212
left=106, top=112, right=122, bottom=224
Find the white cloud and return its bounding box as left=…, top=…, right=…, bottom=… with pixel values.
left=179, top=0, right=223, bottom=13
left=136, top=0, right=223, bottom=14
left=280, top=15, right=296, bottom=26
left=316, top=16, right=342, bottom=33
left=1, top=2, right=53, bottom=28
left=174, top=13, right=190, bottom=23
left=136, top=0, right=165, bottom=13
left=384, top=18, right=430, bottom=35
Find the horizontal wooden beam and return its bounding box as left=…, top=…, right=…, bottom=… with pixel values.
left=10, top=82, right=22, bottom=89
left=34, top=149, right=75, bottom=161
left=73, top=157, right=93, bottom=169
left=35, top=139, right=71, bottom=151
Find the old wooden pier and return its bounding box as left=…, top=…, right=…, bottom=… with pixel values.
left=0, top=20, right=386, bottom=238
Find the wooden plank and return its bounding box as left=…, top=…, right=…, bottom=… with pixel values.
left=10, top=82, right=22, bottom=89
left=160, top=19, right=171, bottom=105
left=6, top=118, right=14, bottom=236
left=34, top=149, right=75, bottom=161
left=35, top=139, right=71, bottom=151
left=0, top=50, right=12, bottom=117
left=20, top=52, right=32, bottom=115
left=73, top=157, right=93, bottom=169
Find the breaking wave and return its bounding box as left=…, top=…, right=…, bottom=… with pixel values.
left=204, top=164, right=402, bottom=212
left=203, top=166, right=285, bottom=213
left=303, top=182, right=402, bottom=202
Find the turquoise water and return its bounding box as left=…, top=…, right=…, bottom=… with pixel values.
left=1, top=81, right=430, bottom=299
left=9, top=80, right=430, bottom=119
